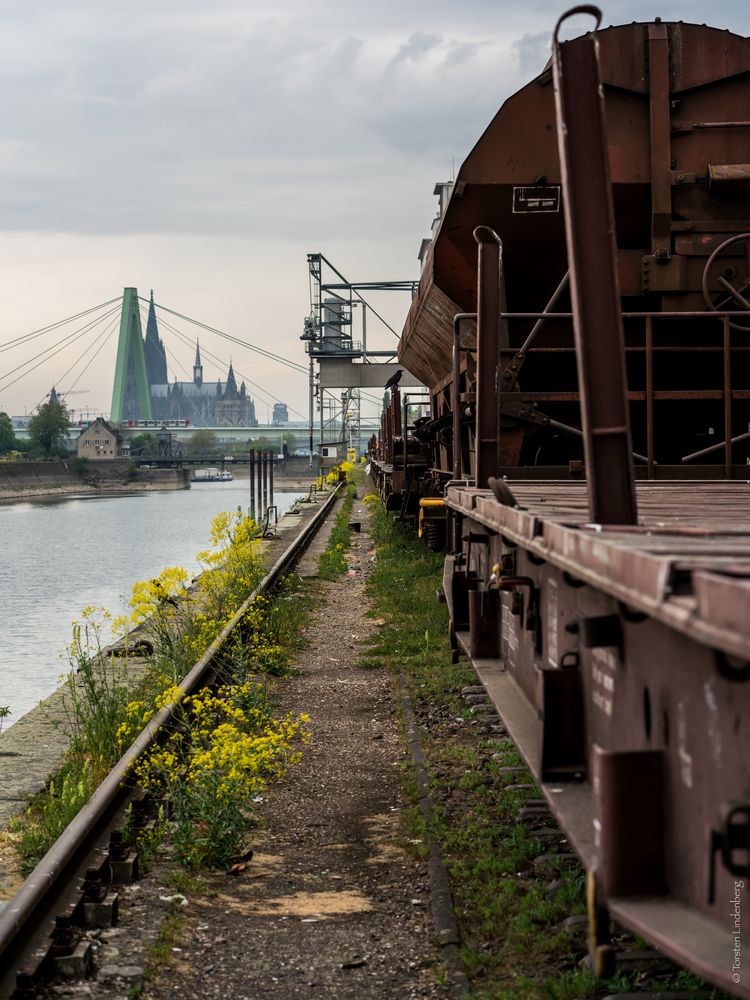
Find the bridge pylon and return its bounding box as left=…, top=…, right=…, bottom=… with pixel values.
left=110, top=288, right=153, bottom=422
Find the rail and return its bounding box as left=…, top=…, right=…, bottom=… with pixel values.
left=0, top=481, right=344, bottom=998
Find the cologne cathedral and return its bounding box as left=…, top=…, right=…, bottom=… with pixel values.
left=110, top=289, right=257, bottom=427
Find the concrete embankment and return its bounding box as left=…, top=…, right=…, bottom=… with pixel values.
left=0, top=460, right=190, bottom=501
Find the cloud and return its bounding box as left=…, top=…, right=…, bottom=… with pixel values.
left=385, top=31, right=442, bottom=73
left=513, top=30, right=550, bottom=77
left=1, top=0, right=750, bottom=415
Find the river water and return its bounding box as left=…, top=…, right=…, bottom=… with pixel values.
left=0, top=483, right=302, bottom=728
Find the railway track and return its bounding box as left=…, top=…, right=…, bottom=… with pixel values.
left=0, top=483, right=342, bottom=999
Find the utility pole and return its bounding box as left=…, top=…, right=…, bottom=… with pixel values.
left=300, top=316, right=316, bottom=471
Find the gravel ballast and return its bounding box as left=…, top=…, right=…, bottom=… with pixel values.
left=138, top=486, right=449, bottom=1000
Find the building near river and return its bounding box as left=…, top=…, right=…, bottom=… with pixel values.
left=76, top=417, right=124, bottom=460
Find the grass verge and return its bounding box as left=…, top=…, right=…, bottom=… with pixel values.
left=318, top=481, right=357, bottom=579
left=363, top=493, right=726, bottom=1000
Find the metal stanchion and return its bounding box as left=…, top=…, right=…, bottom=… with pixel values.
left=257, top=449, right=264, bottom=520
left=269, top=450, right=275, bottom=519
left=249, top=449, right=256, bottom=520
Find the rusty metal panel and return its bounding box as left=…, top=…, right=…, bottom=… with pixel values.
left=668, top=22, right=750, bottom=93
left=647, top=23, right=672, bottom=252
left=708, top=163, right=750, bottom=194
left=398, top=259, right=471, bottom=387
left=446, top=486, right=491, bottom=513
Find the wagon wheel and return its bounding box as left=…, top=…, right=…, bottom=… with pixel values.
left=702, top=232, right=750, bottom=331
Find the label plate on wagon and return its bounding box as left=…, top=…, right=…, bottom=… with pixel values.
left=512, top=186, right=561, bottom=213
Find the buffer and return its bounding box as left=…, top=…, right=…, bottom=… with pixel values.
left=110, top=288, right=153, bottom=422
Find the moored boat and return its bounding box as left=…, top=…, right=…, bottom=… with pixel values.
left=191, top=467, right=233, bottom=483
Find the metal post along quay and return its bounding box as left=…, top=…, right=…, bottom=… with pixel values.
left=249, top=449, right=256, bottom=519
left=257, top=449, right=264, bottom=519
left=552, top=6, right=638, bottom=525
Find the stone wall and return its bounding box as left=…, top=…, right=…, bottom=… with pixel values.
left=0, top=460, right=190, bottom=499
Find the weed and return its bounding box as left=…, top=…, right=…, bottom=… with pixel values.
left=61, top=608, right=133, bottom=777
left=143, top=907, right=187, bottom=978
left=134, top=683, right=307, bottom=870
left=318, top=483, right=356, bottom=579
left=10, top=760, right=97, bottom=873
left=164, top=868, right=208, bottom=897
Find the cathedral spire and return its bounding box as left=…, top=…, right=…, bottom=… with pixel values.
left=224, top=361, right=238, bottom=398
left=144, top=289, right=168, bottom=386
left=193, top=339, right=204, bottom=387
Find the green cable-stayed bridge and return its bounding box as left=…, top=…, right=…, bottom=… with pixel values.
left=0, top=287, right=310, bottom=429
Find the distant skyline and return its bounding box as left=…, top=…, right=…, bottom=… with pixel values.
left=0, top=1, right=748, bottom=419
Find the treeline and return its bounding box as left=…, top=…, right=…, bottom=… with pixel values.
left=0, top=401, right=70, bottom=459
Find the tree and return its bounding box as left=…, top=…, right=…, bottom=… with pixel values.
left=187, top=429, right=220, bottom=456
left=28, top=401, right=70, bottom=457
left=247, top=436, right=272, bottom=453
left=0, top=412, right=15, bottom=454
left=129, top=432, right=156, bottom=457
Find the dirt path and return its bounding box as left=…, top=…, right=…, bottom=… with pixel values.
left=143, top=485, right=447, bottom=1000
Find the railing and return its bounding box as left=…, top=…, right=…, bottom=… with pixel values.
left=492, top=307, right=750, bottom=478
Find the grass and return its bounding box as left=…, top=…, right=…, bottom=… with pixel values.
left=318, top=482, right=357, bottom=579
left=141, top=906, right=188, bottom=984
left=363, top=493, right=728, bottom=1000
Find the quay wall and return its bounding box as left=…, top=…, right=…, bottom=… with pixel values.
left=0, top=460, right=189, bottom=501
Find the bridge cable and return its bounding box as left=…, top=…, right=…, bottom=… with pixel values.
left=145, top=300, right=308, bottom=375
left=0, top=297, right=122, bottom=355
left=32, top=315, right=119, bottom=411
left=158, top=312, right=390, bottom=418
left=0, top=304, right=121, bottom=391
left=59, top=315, right=120, bottom=398
left=153, top=313, right=308, bottom=422
left=0, top=304, right=122, bottom=394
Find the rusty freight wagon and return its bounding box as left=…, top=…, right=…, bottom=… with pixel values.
left=388, top=7, right=750, bottom=996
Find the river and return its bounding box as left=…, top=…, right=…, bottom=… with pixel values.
left=0, top=483, right=303, bottom=728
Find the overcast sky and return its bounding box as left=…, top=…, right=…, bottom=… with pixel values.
left=0, top=1, right=748, bottom=422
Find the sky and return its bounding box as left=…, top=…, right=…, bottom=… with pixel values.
left=0, top=0, right=748, bottom=423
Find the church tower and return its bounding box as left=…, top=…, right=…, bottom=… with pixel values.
left=193, top=340, right=204, bottom=387
left=144, top=290, right=168, bottom=386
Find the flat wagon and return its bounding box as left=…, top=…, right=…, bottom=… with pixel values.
left=385, top=8, right=750, bottom=994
